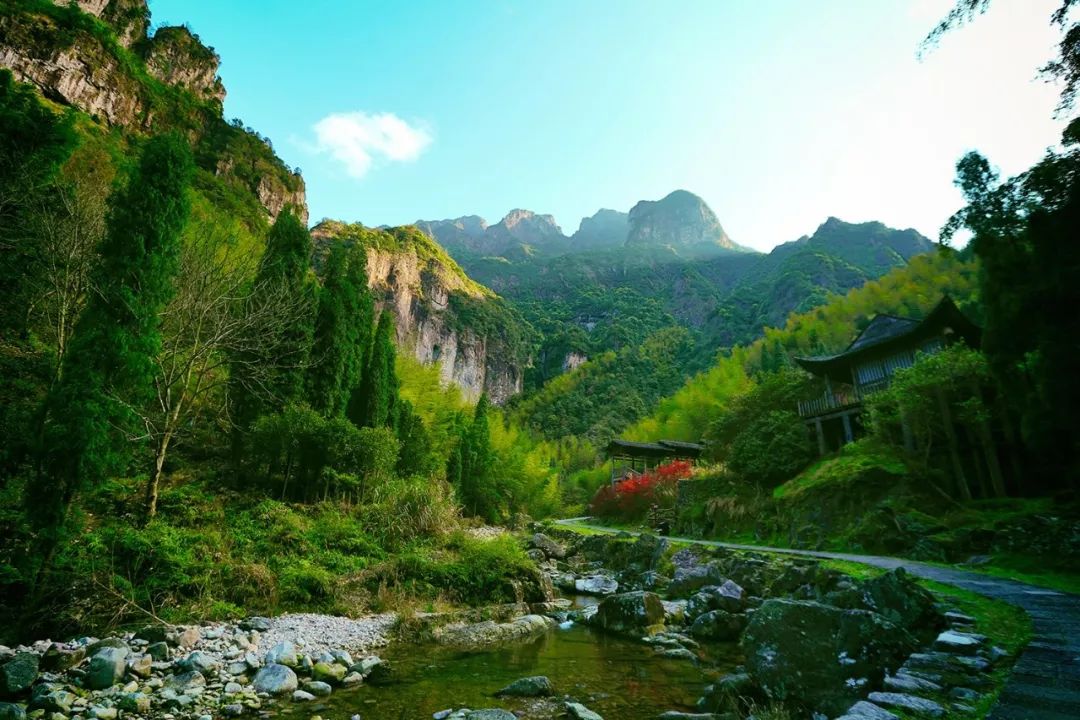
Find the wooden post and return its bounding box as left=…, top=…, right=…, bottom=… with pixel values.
left=841, top=412, right=854, bottom=444
left=814, top=418, right=826, bottom=456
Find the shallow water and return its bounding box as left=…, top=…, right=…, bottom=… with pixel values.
left=284, top=622, right=740, bottom=719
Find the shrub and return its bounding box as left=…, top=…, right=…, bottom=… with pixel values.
left=589, top=460, right=693, bottom=521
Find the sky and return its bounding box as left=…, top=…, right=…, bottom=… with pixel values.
left=147, top=0, right=1068, bottom=252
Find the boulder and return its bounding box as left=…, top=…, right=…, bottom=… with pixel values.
left=465, top=711, right=516, bottom=720
left=127, top=653, right=153, bottom=678
left=933, top=630, right=985, bottom=656
left=575, top=575, right=619, bottom=596
left=836, top=700, right=899, bottom=719
left=592, top=592, right=665, bottom=635
left=86, top=647, right=129, bottom=690
left=134, top=625, right=170, bottom=644
left=741, top=599, right=915, bottom=717
left=686, top=581, right=745, bottom=620
left=0, top=653, right=38, bottom=696
left=291, top=690, right=315, bottom=702
left=40, top=644, right=85, bottom=673
left=0, top=702, right=26, bottom=720
left=146, top=642, right=170, bottom=661
left=312, top=661, right=346, bottom=684
left=696, top=672, right=756, bottom=713
left=495, top=675, right=553, bottom=697
left=302, top=680, right=332, bottom=697
left=857, top=569, right=943, bottom=636
left=165, top=670, right=206, bottom=692
left=866, top=692, right=945, bottom=718
left=178, top=650, right=219, bottom=676
left=365, top=659, right=396, bottom=685
left=173, top=626, right=201, bottom=648
left=264, top=641, right=298, bottom=667
left=668, top=562, right=726, bottom=598
left=530, top=533, right=567, bottom=559
left=689, top=609, right=746, bottom=641
left=253, top=664, right=298, bottom=695
left=241, top=617, right=273, bottom=632
left=566, top=702, right=604, bottom=720
left=28, top=688, right=75, bottom=713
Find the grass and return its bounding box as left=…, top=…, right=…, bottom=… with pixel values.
left=772, top=439, right=909, bottom=500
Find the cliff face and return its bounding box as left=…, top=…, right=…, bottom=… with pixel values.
left=627, top=189, right=743, bottom=255
left=143, top=25, right=225, bottom=104
left=312, top=222, right=530, bottom=405
left=0, top=0, right=306, bottom=225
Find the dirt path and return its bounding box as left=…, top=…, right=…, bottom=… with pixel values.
left=553, top=518, right=1080, bottom=719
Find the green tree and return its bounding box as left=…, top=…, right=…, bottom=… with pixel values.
left=307, top=243, right=373, bottom=416
left=455, top=394, right=497, bottom=519
left=350, top=310, right=398, bottom=429
left=396, top=399, right=434, bottom=477
left=230, top=207, right=316, bottom=458
left=725, top=410, right=814, bottom=488
left=29, top=134, right=193, bottom=549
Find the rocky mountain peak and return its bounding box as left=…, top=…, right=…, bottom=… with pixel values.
left=496, top=209, right=562, bottom=237
left=571, top=208, right=629, bottom=250
left=50, top=0, right=149, bottom=47
left=626, top=189, right=741, bottom=255
left=144, top=25, right=225, bottom=104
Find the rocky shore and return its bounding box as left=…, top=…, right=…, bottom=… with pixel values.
left=0, top=528, right=1017, bottom=720
left=0, top=613, right=395, bottom=720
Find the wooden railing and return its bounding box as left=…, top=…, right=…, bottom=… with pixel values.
left=797, top=388, right=862, bottom=418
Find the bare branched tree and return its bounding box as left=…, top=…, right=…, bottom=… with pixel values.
left=24, top=146, right=111, bottom=380
left=143, top=229, right=311, bottom=518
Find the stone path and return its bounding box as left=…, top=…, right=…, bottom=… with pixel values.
left=554, top=518, right=1080, bottom=719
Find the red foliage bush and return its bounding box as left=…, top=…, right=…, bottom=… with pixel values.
left=589, top=460, right=693, bottom=520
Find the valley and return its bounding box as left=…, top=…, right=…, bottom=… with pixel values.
left=0, top=1, right=1078, bottom=720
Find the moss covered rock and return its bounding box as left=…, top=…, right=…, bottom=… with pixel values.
left=741, top=599, right=915, bottom=716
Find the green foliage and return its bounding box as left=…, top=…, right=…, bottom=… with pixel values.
left=726, top=410, right=814, bottom=487
left=351, top=310, right=399, bottom=429
left=944, top=144, right=1080, bottom=490
left=31, top=133, right=193, bottom=540
left=512, top=326, right=698, bottom=443
left=230, top=208, right=316, bottom=440
left=378, top=534, right=538, bottom=605
left=249, top=404, right=399, bottom=503
left=307, top=242, right=374, bottom=416
left=865, top=344, right=1005, bottom=499
left=395, top=399, right=436, bottom=477
left=454, top=395, right=497, bottom=520
left=625, top=251, right=977, bottom=444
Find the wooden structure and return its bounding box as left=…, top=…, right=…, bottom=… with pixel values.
left=605, top=439, right=704, bottom=487
left=793, top=297, right=981, bottom=455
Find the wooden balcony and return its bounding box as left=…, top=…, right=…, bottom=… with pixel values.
left=797, top=388, right=862, bottom=418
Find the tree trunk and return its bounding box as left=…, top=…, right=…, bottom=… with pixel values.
left=936, top=388, right=972, bottom=501
left=145, top=429, right=173, bottom=519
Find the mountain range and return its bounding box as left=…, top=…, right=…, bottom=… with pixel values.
left=0, top=0, right=935, bottom=436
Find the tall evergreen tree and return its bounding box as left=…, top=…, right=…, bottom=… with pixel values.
left=456, top=394, right=496, bottom=519
left=349, top=310, right=398, bottom=429
left=29, top=134, right=193, bottom=543
left=395, top=399, right=432, bottom=476
left=230, top=207, right=316, bottom=453
left=307, top=243, right=374, bottom=416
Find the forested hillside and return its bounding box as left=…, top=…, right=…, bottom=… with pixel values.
left=0, top=0, right=560, bottom=638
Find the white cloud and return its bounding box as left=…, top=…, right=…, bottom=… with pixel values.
left=312, top=111, right=432, bottom=179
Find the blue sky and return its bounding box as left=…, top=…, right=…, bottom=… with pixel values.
left=148, top=0, right=1066, bottom=251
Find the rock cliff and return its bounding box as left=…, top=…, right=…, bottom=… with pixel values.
left=627, top=189, right=743, bottom=256
left=0, top=0, right=305, bottom=225
left=311, top=222, right=530, bottom=404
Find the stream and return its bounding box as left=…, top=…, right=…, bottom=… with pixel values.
left=279, top=620, right=740, bottom=719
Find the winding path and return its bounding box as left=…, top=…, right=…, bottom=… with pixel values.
left=553, top=518, right=1080, bottom=720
